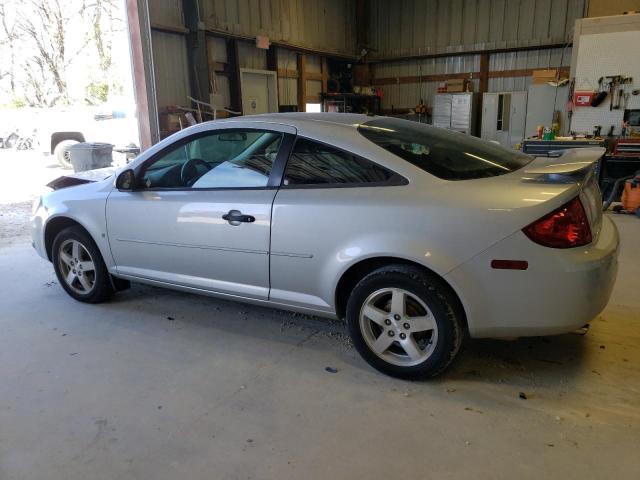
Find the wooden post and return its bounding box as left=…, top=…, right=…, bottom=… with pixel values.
left=267, top=45, right=278, bottom=72
left=125, top=0, right=158, bottom=149
left=321, top=57, right=328, bottom=93
left=479, top=53, right=489, bottom=94
left=476, top=52, right=490, bottom=136
left=227, top=38, right=242, bottom=113
left=297, top=53, right=307, bottom=112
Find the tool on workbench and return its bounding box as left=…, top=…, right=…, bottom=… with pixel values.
left=593, top=125, right=602, bottom=137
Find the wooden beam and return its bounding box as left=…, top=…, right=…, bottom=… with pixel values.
left=150, top=23, right=189, bottom=35
left=297, top=53, right=307, bottom=112
left=476, top=53, right=490, bottom=140
left=321, top=57, right=328, bottom=93
left=372, top=72, right=476, bottom=85
left=266, top=45, right=278, bottom=71
left=278, top=69, right=322, bottom=81
left=367, top=42, right=571, bottom=64
left=479, top=53, right=489, bottom=94
left=488, top=67, right=570, bottom=78
left=372, top=67, right=570, bottom=86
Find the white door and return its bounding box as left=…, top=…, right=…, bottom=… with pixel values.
left=481, top=93, right=498, bottom=140
left=240, top=69, right=279, bottom=115
left=508, top=91, right=527, bottom=148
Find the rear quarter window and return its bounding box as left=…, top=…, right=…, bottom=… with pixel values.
left=358, top=118, right=533, bottom=180
left=283, top=138, right=400, bottom=186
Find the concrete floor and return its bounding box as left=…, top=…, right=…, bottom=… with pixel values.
left=0, top=209, right=639, bottom=479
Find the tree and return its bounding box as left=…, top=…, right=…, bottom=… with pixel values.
left=81, top=0, right=123, bottom=105
left=15, top=0, right=86, bottom=106
left=0, top=3, right=20, bottom=98
left=0, top=0, right=125, bottom=108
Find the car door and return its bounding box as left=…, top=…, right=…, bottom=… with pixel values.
left=106, top=122, right=296, bottom=300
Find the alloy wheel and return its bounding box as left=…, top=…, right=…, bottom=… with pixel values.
left=359, top=287, right=438, bottom=367
left=57, top=239, right=96, bottom=295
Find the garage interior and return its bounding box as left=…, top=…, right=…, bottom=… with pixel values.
left=1, top=0, right=640, bottom=479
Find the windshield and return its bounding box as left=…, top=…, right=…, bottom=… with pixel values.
left=358, top=118, right=533, bottom=180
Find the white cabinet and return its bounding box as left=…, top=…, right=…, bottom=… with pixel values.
left=432, top=93, right=476, bottom=135
left=481, top=91, right=527, bottom=149
left=524, top=84, right=569, bottom=138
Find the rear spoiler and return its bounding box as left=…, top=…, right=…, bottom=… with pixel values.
left=524, top=147, right=605, bottom=176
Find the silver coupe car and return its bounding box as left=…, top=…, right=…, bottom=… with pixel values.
left=32, top=113, right=619, bottom=378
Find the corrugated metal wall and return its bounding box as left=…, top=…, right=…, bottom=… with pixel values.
left=488, top=46, right=572, bottom=92
left=237, top=41, right=268, bottom=69
left=369, top=0, right=585, bottom=59
left=149, top=0, right=184, bottom=29
left=151, top=30, right=191, bottom=108
left=146, top=0, right=583, bottom=113
left=374, top=46, right=573, bottom=110
left=305, top=55, right=323, bottom=101
left=373, top=55, right=480, bottom=110
left=200, top=0, right=357, bottom=55
left=277, top=48, right=298, bottom=105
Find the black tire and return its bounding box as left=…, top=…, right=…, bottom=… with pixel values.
left=54, top=139, right=78, bottom=169
left=51, top=226, right=114, bottom=303
left=346, top=265, right=466, bottom=379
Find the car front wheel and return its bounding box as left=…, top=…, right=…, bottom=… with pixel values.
left=52, top=226, right=114, bottom=303
left=346, top=265, right=466, bottom=379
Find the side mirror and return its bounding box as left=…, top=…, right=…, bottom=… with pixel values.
left=115, top=169, right=136, bottom=191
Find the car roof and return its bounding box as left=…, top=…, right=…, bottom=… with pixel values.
left=213, top=112, right=373, bottom=130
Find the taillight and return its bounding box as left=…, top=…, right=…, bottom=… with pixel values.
left=522, top=197, right=592, bottom=248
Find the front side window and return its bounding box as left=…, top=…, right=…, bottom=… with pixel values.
left=283, top=138, right=395, bottom=186
left=141, top=129, right=283, bottom=189
left=358, top=117, right=533, bottom=180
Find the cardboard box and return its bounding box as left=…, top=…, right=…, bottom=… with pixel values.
left=159, top=112, right=183, bottom=132
left=446, top=79, right=465, bottom=92
left=445, top=79, right=473, bottom=92
left=532, top=69, right=558, bottom=85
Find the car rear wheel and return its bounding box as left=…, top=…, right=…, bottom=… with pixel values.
left=346, top=265, right=465, bottom=379
left=54, top=139, right=78, bottom=169
left=52, top=226, right=114, bottom=303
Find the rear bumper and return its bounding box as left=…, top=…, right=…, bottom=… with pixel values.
left=445, top=215, right=619, bottom=338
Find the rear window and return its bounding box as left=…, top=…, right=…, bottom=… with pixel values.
left=358, top=118, right=533, bottom=180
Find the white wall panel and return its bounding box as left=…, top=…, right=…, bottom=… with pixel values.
left=571, top=29, right=640, bottom=135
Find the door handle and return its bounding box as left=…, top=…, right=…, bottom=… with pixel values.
left=222, top=210, right=255, bottom=224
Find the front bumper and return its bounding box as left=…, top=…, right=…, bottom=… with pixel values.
left=31, top=202, right=49, bottom=260
left=445, top=215, right=620, bottom=338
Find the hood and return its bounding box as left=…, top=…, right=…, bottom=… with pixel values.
left=47, top=167, right=118, bottom=190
